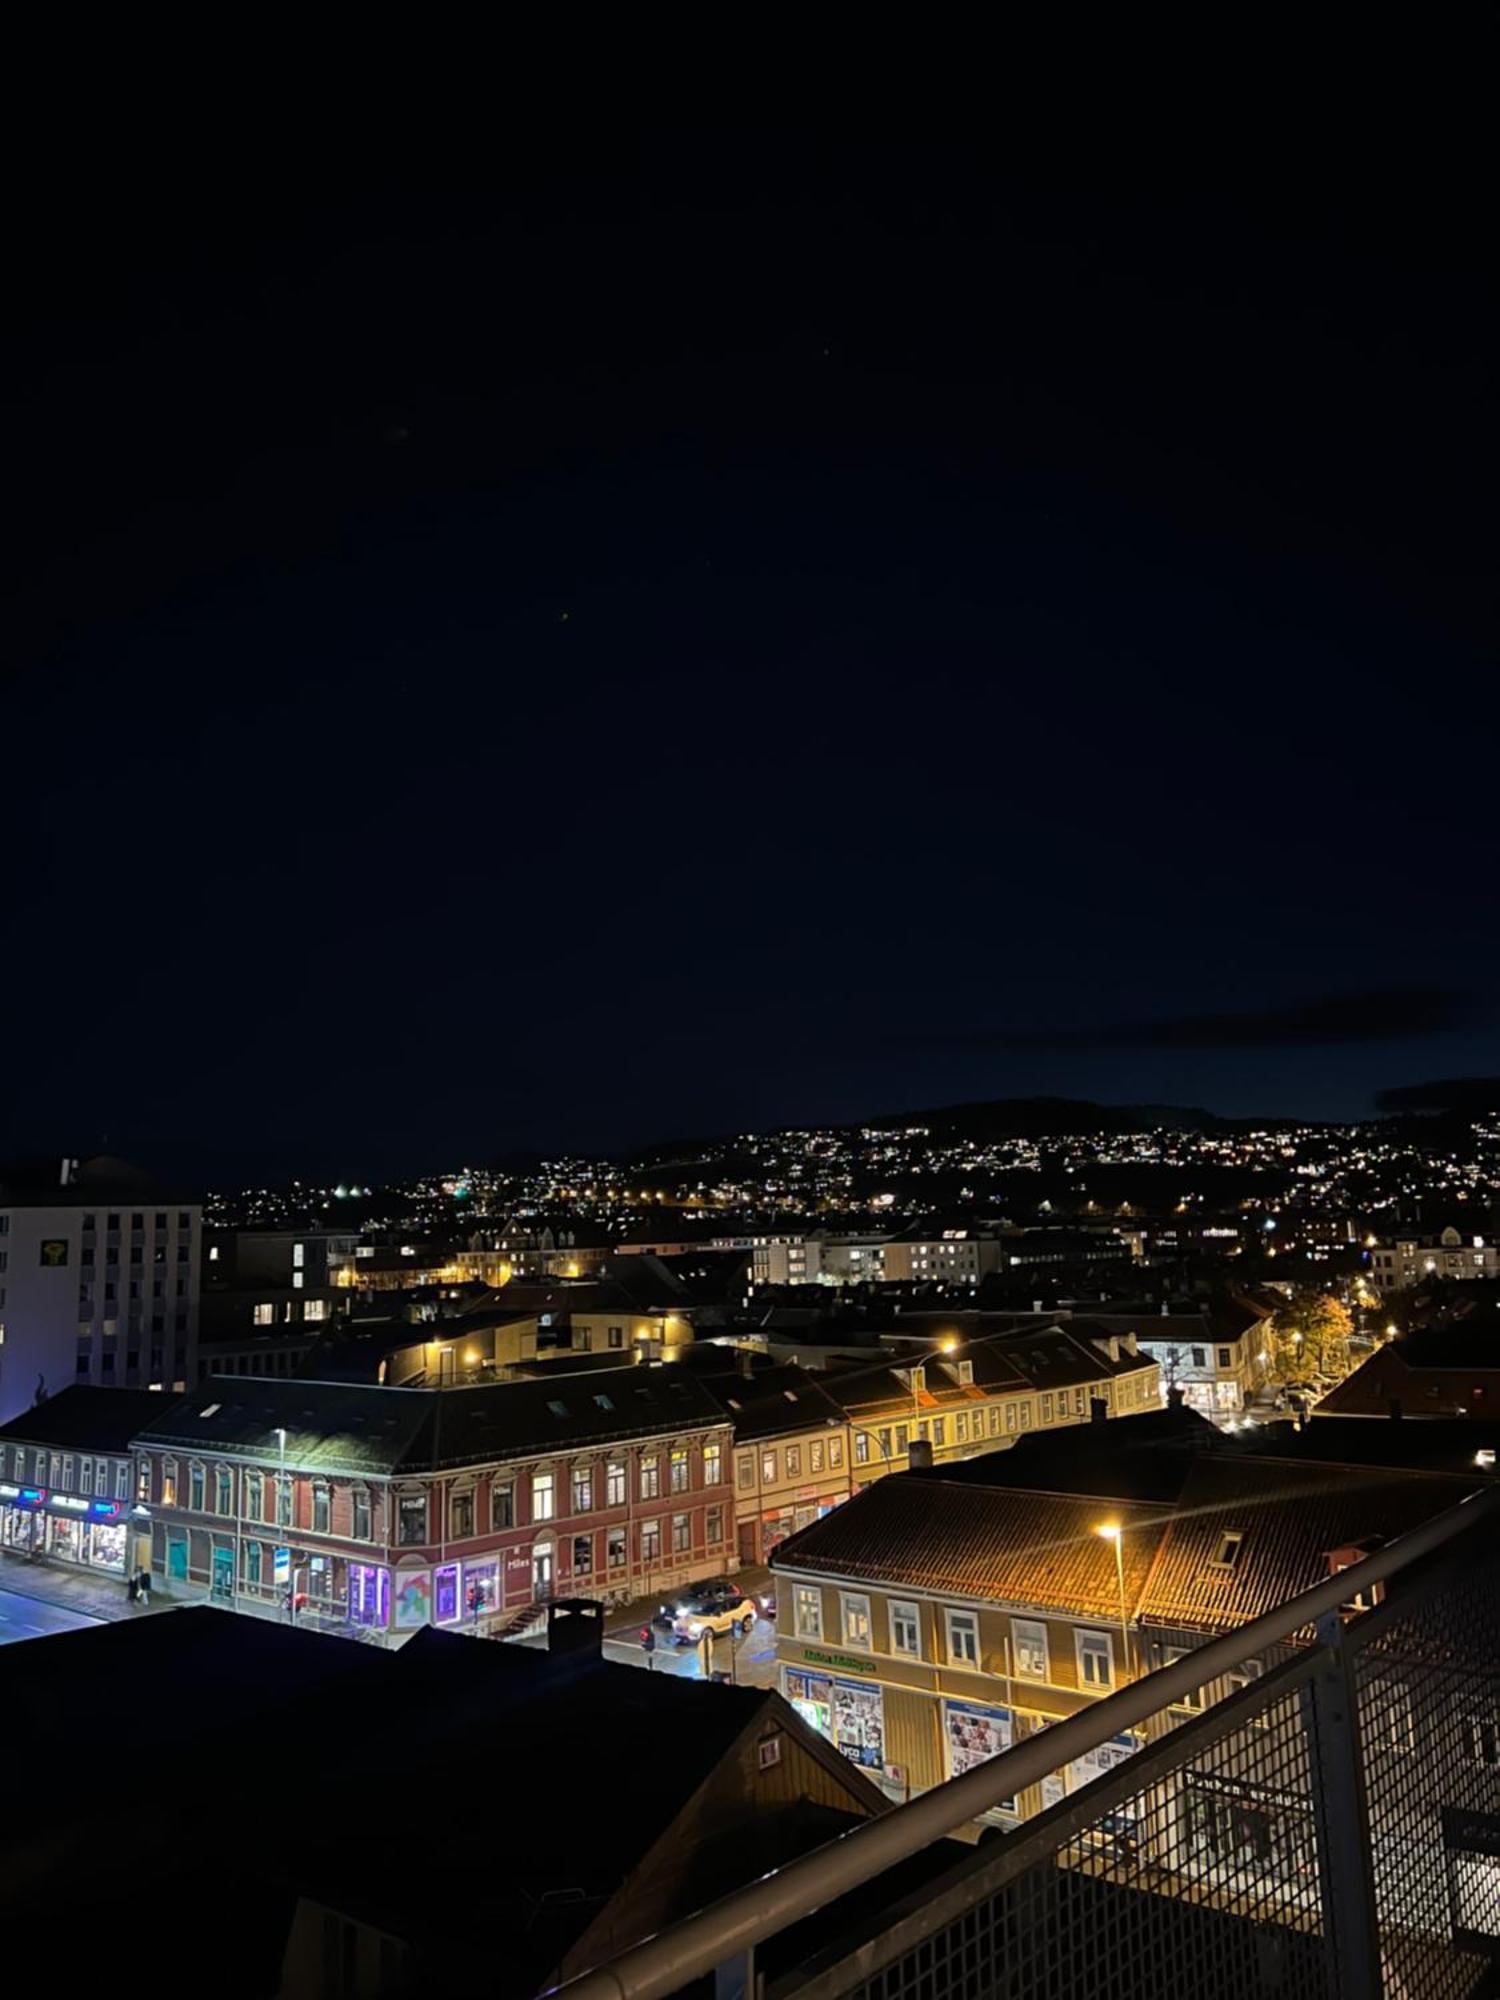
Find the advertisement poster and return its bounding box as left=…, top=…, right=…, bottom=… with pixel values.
left=943, top=1699, right=1014, bottom=1777
left=785, top=1668, right=885, bottom=1770
left=395, top=1568, right=432, bottom=1628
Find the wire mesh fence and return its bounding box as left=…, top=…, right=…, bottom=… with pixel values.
left=761, top=1515, right=1500, bottom=2000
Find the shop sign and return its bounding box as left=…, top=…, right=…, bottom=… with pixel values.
left=273, top=1546, right=291, bottom=1587
left=52, top=1495, right=89, bottom=1512
left=505, top=1548, right=531, bottom=1575
left=799, top=1646, right=873, bottom=1677
left=90, top=1501, right=120, bottom=1518
left=785, top=1666, right=885, bottom=1770
left=0, top=1484, right=17, bottom=1499
left=19, top=1489, right=45, bottom=1506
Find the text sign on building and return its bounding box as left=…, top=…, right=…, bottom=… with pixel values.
left=39, top=1240, right=68, bottom=1267
left=274, top=1546, right=291, bottom=1587
left=797, top=1646, right=874, bottom=1677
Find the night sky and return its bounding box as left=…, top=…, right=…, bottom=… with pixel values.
left=6, top=130, right=1496, bottom=1181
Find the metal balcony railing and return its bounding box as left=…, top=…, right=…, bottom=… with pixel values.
left=554, top=1486, right=1500, bottom=2000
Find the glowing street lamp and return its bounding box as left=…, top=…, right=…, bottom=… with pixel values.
left=1095, top=1522, right=1131, bottom=1680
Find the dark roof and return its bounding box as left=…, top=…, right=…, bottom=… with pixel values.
left=699, top=1364, right=849, bottom=1442
left=131, top=1363, right=728, bottom=1472
left=1251, top=1415, right=1500, bottom=1477
left=287, top=1626, right=884, bottom=1990
left=0, top=1385, right=179, bottom=1451
left=932, top=1403, right=1224, bottom=1503
left=1138, top=1456, right=1480, bottom=1636
left=771, top=1473, right=1168, bottom=1621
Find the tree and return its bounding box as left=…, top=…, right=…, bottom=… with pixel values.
left=1270, top=1290, right=1353, bottom=1388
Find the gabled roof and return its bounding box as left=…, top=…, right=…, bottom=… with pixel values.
left=932, top=1404, right=1223, bottom=1504
left=1137, top=1456, right=1480, bottom=1635
left=131, top=1364, right=728, bottom=1473
left=770, top=1473, right=1168, bottom=1621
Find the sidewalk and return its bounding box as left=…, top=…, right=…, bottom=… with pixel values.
left=0, top=1548, right=166, bottom=1623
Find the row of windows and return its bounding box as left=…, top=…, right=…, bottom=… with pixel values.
left=844, top=1388, right=1129, bottom=1467
left=78, top=1245, right=191, bottom=1267
left=81, top=1212, right=193, bottom=1232
left=791, top=1589, right=1122, bottom=1688
left=738, top=1434, right=846, bottom=1488
left=10, top=1447, right=131, bottom=1498
left=157, top=1459, right=374, bottom=1540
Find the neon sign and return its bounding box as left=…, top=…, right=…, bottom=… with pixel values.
left=19, top=1489, right=45, bottom=1504
left=90, top=1501, right=120, bottom=1517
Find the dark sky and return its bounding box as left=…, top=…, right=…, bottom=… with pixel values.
left=5, top=125, right=1496, bottom=1181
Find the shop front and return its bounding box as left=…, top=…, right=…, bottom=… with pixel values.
left=0, top=1484, right=131, bottom=1573
left=784, top=1662, right=886, bottom=1772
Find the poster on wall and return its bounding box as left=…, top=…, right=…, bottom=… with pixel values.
left=785, top=1668, right=885, bottom=1770
left=943, top=1699, right=1014, bottom=1778
left=395, top=1568, right=432, bottom=1628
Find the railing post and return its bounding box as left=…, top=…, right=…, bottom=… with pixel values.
left=1301, top=1610, right=1382, bottom=1998
left=714, top=1945, right=754, bottom=2000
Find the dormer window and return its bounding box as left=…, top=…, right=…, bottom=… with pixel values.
left=1209, top=1531, right=1245, bottom=1571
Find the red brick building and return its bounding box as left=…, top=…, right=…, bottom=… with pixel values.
left=131, top=1367, right=735, bottom=1640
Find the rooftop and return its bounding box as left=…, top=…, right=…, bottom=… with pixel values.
left=132, top=1363, right=728, bottom=1473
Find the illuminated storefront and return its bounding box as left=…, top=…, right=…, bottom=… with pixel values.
left=0, top=1483, right=131, bottom=1572
left=784, top=1666, right=886, bottom=1770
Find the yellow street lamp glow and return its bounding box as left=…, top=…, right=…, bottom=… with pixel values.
left=1094, top=1522, right=1121, bottom=1542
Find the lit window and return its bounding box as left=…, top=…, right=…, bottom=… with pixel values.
left=1077, top=1630, right=1114, bottom=1691
left=252, top=1303, right=274, bottom=1326
left=303, top=1299, right=328, bottom=1322
left=605, top=1461, right=626, bottom=1507
left=890, top=1599, right=920, bottom=1655
left=572, top=1466, right=593, bottom=1514
left=1013, top=1618, right=1049, bottom=1680
left=640, top=1454, right=660, bottom=1500
left=704, top=1441, right=722, bottom=1485
left=794, top=1584, right=822, bottom=1638
left=945, top=1607, right=980, bottom=1666
left=532, top=1472, right=556, bottom=1521
left=841, top=1592, right=872, bottom=1648
left=670, top=1447, right=689, bottom=1494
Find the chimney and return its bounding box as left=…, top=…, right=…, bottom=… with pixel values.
left=1090, top=1395, right=1108, bottom=1424
left=1167, top=1384, right=1185, bottom=1410
left=1032, top=1299, right=1043, bottom=1315
left=908, top=1437, right=935, bottom=1471
left=737, top=1346, right=755, bottom=1381
left=547, top=1597, right=605, bottom=1659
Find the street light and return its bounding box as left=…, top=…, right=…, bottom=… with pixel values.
left=1095, top=1522, right=1131, bottom=1682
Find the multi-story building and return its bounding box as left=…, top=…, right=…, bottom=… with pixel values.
left=830, top=1324, right=1161, bottom=1485
left=703, top=1362, right=852, bottom=1563
left=131, top=1365, right=735, bottom=1639
left=881, top=1228, right=1006, bottom=1286
left=0, top=1385, right=164, bottom=1577
left=1369, top=1226, right=1500, bottom=1294
left=751, top=1236, right=825, bottom=1287
left=771, top=1432, right=1477, bottom=1814
left=1314, top=1320, right=1500, bottom=1418
left=0, top=1156, right=201, bottom=1420
left=1093, top=1293, right=1275, bottom=1418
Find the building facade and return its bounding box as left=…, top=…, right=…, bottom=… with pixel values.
left=131, top=1367, right=736, bottom=1640
left=0, top=1158, right=201, bottom=1422
left=1370, top=1227, right=1500, bottom=1294
left=0, top=1387, right=166, bottom=1577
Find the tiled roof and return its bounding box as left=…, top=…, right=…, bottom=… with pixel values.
left=1137, top=1456, right=1480, bottom=1635
left=131, top=1363, right=728, bottom=1474
left=770, top=1473, right=1167, bottom=1621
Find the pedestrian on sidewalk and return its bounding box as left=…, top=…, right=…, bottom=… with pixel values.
left=137, top=1569, right=151, bottom=1608
left=127, top=1574, right=138, bottom=1605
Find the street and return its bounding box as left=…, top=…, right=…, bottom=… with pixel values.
left=602, top=1616, right=779, bottom=1688
left=0, top=1583, right=105, bottom=1645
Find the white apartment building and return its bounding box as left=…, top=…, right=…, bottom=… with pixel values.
left=0, top=1158, right=201, bottom=1423
left=1369, top=1227, right=1500, bottom=1295
left=882, top=1230, right=1005, bottom=1285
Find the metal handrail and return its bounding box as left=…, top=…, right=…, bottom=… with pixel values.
left=552, top=1483, right=1500, bottom=2000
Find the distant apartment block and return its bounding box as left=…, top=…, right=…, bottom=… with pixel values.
left=1369, top=1227, right=1500, bottom=1294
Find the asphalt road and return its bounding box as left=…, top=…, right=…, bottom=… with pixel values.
left=603, top=1617, right=780, bottom=1687
left=0, top=1583, right=104, bottom=1645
